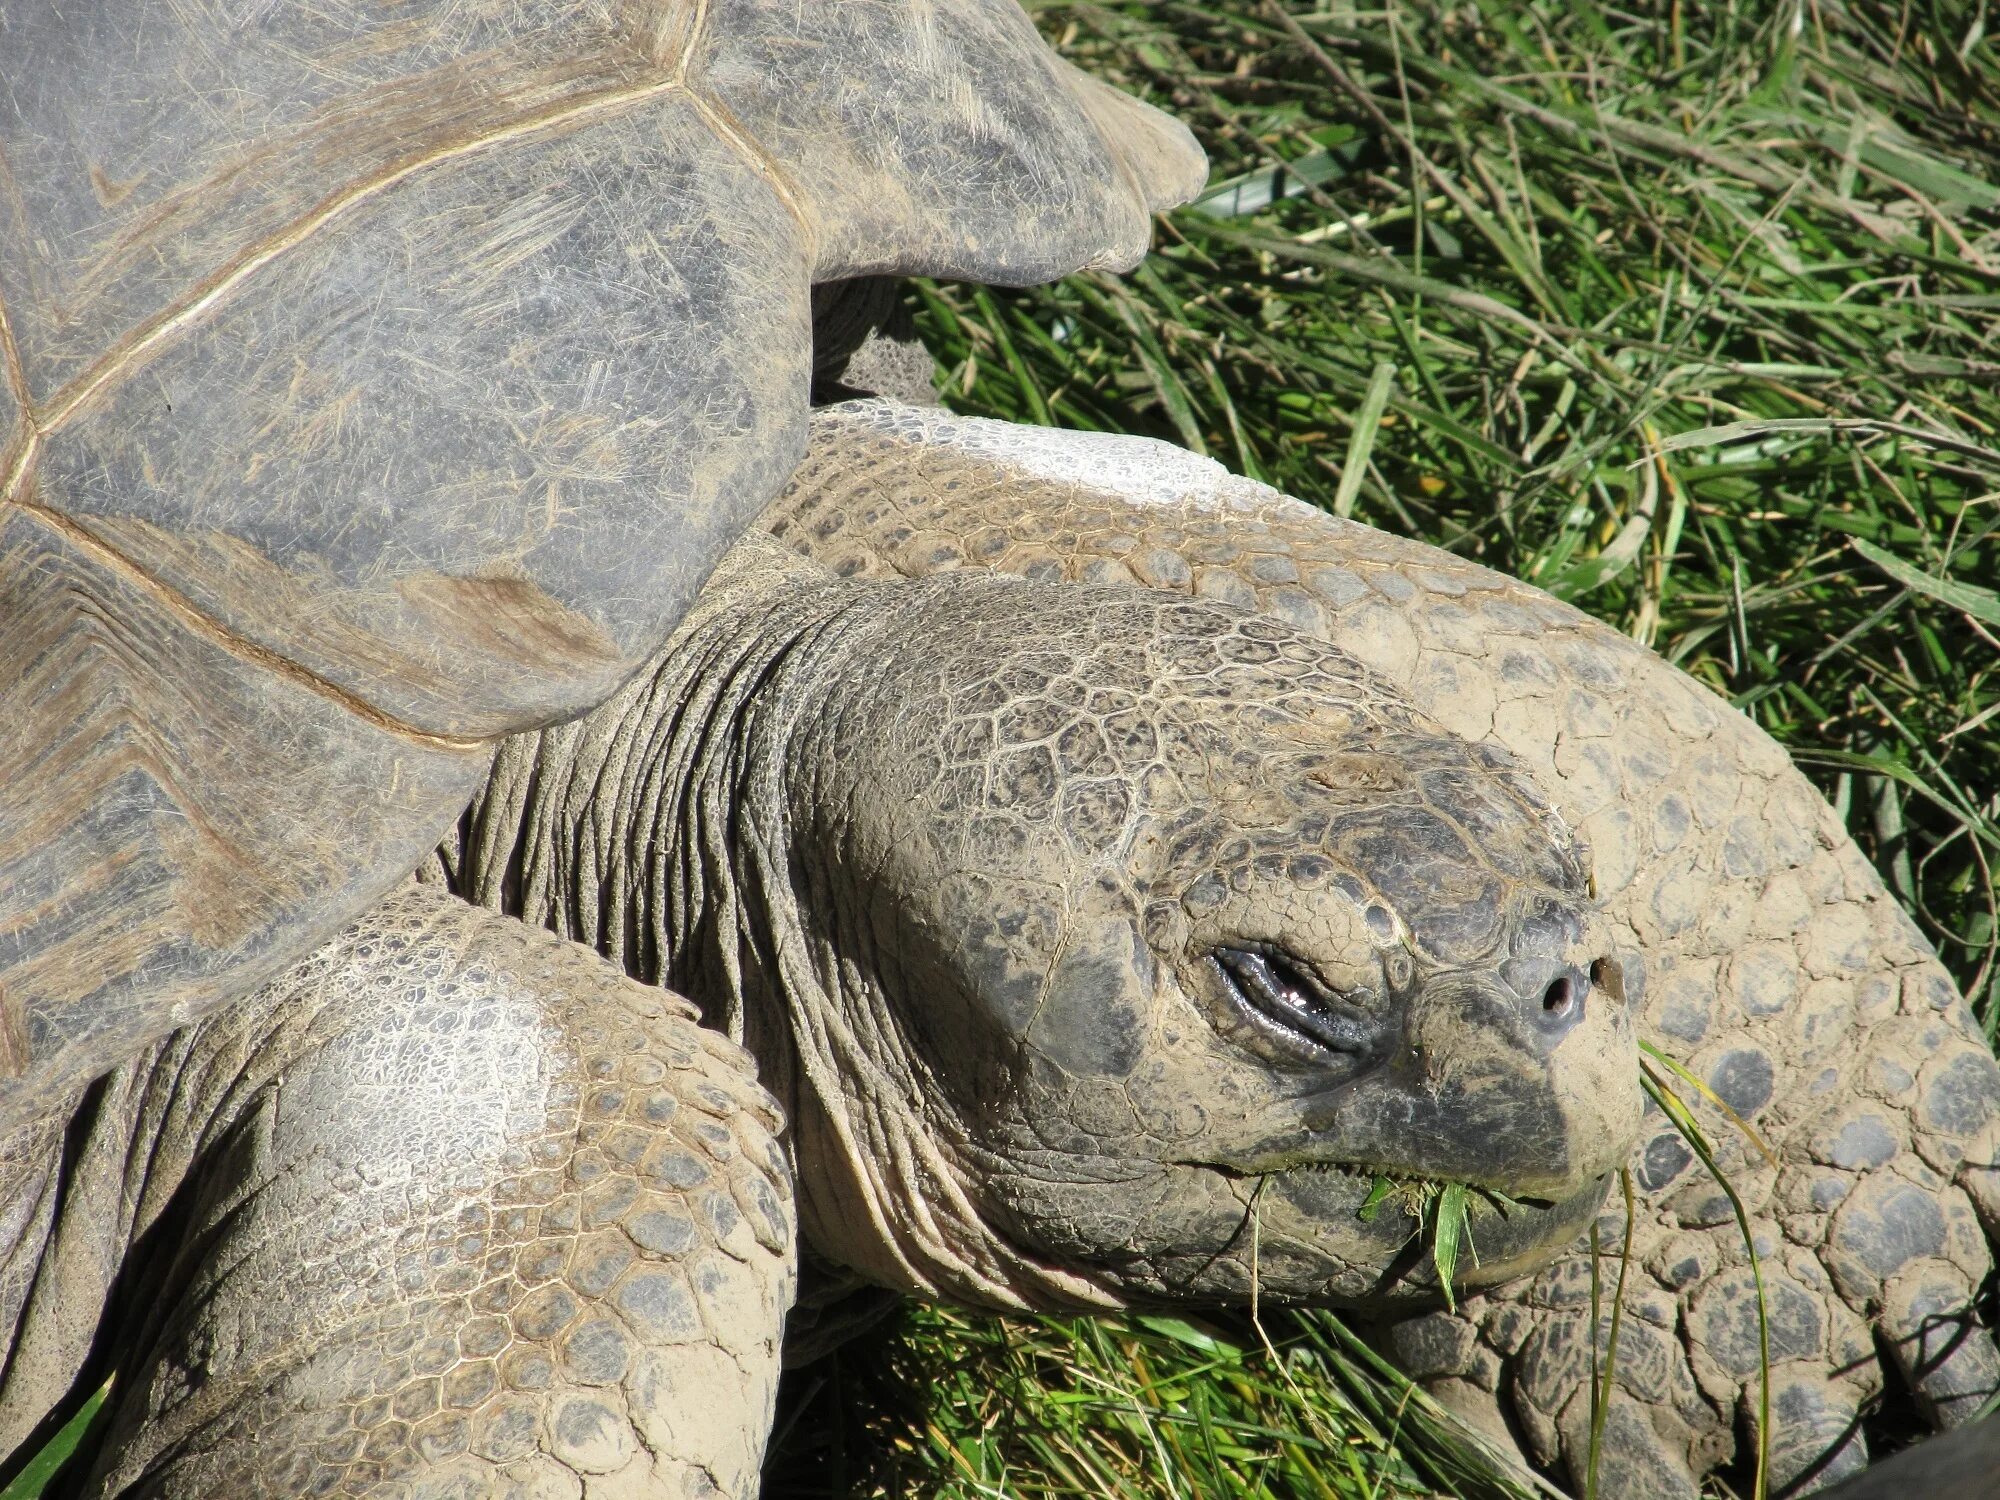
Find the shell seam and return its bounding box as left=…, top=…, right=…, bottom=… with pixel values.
left=0, top=11, right=730, bottom=754
left=0, top=136, right=29, bottom=422
left=0, top=276, right=37, bottom=492
left=0, top=52, right=705, bottom=751
left=681, top=85, right=819, bottom=260
left=10, top=69, right=693, bottom=470
left=11, top=490, right=488, bottom=754
left=672, top=0, right=712, bottom=83
left=669, top=0, right=815, bottom=247
left=0, top=288, right=29, bottom=420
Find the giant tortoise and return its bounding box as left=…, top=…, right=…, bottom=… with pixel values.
left=3, top=3, right=1998, bottom=1499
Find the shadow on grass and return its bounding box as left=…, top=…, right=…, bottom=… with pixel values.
left=766, top=1297, right=1542, bottom=1500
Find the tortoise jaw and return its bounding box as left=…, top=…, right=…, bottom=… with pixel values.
left=1254, top=1159, right=1618, bottom=1302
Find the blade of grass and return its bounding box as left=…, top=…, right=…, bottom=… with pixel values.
left=1638, top=1039, right=1780, bottom=1169
left=1852, top=537, right=2000, bottom=627
left=0, top=1377, right=112, bottom=1500
left=1335, top=362, right=1397, bottom=518
left=1643, top=1062, right=1772, bottom=1500
left=1429, top=1182, right=1470, bottom=1311
left=1583, top=1171, right=1639, bottom=1500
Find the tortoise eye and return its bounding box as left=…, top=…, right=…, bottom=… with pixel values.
left=1208, top=947, right=1387, bottom=1071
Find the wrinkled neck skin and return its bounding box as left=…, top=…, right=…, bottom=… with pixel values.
left=457, top=539, right=1115, bottom=1313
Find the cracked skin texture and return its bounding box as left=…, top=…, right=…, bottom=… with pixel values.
left=0, top=489, right=1639, bottom=1496
left=2, top=8, right=1991, bottom=1479
left=1, top=885, right=796, bottom=1499
left=747, top=400, right=2000, bottom=1497
left=457, top=528, right=1640, bottom=1315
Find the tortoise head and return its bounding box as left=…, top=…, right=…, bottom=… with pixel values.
left=774, top=573, right=1641, bottom=1311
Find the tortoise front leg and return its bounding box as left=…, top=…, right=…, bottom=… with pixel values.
left=3, top=886, right=792, bottom=1500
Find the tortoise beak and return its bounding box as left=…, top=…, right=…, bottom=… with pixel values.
left=1305, top=963, right=1638, bottom=1198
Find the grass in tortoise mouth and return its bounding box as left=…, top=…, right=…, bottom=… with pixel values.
left=1355, top=1174, right=1523, bottom=1312
left=1325, top=1046, right=1767, bottom=1317
left=1259, top=1156, right=1541, bottom=1312
left=1235, top=1153, right=1529, bottom=1312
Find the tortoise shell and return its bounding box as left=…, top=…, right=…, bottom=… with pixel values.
left=0, top=0, right=1204, bottom=1125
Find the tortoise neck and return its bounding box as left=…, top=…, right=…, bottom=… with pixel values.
left=456, top=536, right=847, bottom=1063
left=454, top=538, right=1110, bottom=1309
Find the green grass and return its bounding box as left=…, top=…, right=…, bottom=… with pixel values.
left=0, top=1380, right=110, bottom=1500
left=772, top=1, right=2000, bottom=1497
left=766, top=1300, right=1537, bottom=1500
left=10, top=3, right=1999, bottom=1497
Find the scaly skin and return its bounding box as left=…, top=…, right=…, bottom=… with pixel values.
left=0, top=887, right=793, bottom=1499
left=755, top=400, right=2000, bottom=1496
left=0, top=0, right=1207, bottom=1140
left=4, top=487, right=1636, bottom=1496
left=452, top=532, right=1638, bottom=1314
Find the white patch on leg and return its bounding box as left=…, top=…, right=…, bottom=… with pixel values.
left=266, top=906, right=561, bottom=1188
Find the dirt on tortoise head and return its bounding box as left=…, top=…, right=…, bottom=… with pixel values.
left=757, top=564, right=1642, bottom=1311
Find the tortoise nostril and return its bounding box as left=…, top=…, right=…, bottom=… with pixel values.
left=1500, top=958, right=1592, bottom=1043
left=1589, top=955, right=1625, bottom=1006
left=1542, top=976, right=1573, bottom=1014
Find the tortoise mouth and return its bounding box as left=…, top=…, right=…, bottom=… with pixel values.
left=1251, top=1159, right=1616, bottom=1301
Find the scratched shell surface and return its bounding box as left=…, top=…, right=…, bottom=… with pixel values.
left=0, top=0, right=1205, bottom=1127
